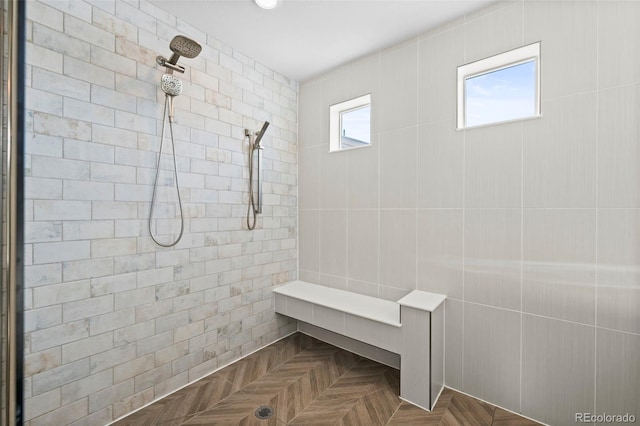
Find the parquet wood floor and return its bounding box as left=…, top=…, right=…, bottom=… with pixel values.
left=114, top=333, right=541, bottom=425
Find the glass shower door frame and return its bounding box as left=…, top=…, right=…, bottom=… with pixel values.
left=2, top=0, right=25, bottom=425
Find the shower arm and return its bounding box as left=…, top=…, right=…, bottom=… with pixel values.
left=156, top=56, right=185, bottom=74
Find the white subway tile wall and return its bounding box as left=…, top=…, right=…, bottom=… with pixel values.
left=24, top=0, right=297, bottom=424
left=298, top=1, right=640, bottom=425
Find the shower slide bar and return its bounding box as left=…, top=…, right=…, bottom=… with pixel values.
left=246, top=122, right=269, bottom=230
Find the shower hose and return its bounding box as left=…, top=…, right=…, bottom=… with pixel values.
left=148, top=94, right=184, bottom=247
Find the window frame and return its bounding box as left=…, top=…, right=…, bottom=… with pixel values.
left=457, top=42, right=541, bottom=130
left=329, top=93, right=372, bottom=152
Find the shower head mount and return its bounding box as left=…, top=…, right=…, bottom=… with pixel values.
left=156, top=35, right=202, bottom=74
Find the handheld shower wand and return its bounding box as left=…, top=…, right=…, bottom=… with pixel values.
left=161, top=74, right=182, bottom=122
left=254, top=121, right=270, bottom=148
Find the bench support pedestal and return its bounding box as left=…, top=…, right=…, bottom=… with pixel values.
left=399, top=302, right=444, bottom=410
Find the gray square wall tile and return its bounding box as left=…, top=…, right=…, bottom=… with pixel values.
left=598, top=84, right=640, bottom=208
left=597, top=209, right=640, bottom=334
left=417, top=26, right=464, bottom=125
left=380, top=127, right=417, bottom=209
left=463, top=303, right=520, bottom=413
left=417, top=121, right=463, bottom=208
left=321, top=65, right=350, bottom=108
left=523, top=0, right=597, bottom=100
left=345, top=53, right=380, bottom=111
left=347, top=210, right=379, bottom=285
left=318, top=273, right=347, bottom=291
left=417, top=209, right=463, bottom=299
left=298, top=270, right=319, bottom=284
left=379, top=286, right=411, bottom=302
left=298, top=210, right=319, bottom=274
left=523, top=209, right=596, bottom=325
left=465, top=121, right=522, bottom=208
left=598, top=0, right=640, bottom=89
left=379, top=39, right=418, bottom=132
left=320, top=149, right=347, bottom=209
left=298, top=81, right=322, bottom=149
left=319, top=210, right=347, bottom=278
left=346, top=279, right=379, bottom=298
left=298, top=147, right=320, bottom=210
left=596, top=328, right=640, bottom=422
left=347, top=142, right=379, bottom=209
left=379, top=210, right=416, bottom=290
left=464, top=1, right=523, bottom=63
left=522, top=314, right=595, bottom=426
left=464, top=209, right=521, bottom=310
left=523, top=93, right=596, bottom=208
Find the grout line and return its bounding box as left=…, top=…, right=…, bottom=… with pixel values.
left=586, top=79, right=640, bottom=94
left=461, top=18, right=466, bottom=392
left=345, top=143, right=350, bottom=292
left=451, top=299, right=640, bottom=337
left=376, top=51, right=382, bottom=298
left=296, top=85, right=300, bottom=279
left=300, top=207, right=640, bottom=212
left=293, top=267, right=640, bottom=336
left=297, top=269, right=409, bottom=300
left=519, top=2, right=524, bottom=411
left=519, top=86, right=525, bottom=416
left=415, top=38, right=419, bottom=293
left=593, top=0, right=600, bottom=414
left=317, top=121, right=322, bottom=278
left=590, top=324, right=640, bottom=338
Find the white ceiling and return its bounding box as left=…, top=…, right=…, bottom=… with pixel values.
left=150, top=0, right=495, bottom=82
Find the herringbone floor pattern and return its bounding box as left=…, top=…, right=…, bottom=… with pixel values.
left=114, top=333, right=540, bottom=425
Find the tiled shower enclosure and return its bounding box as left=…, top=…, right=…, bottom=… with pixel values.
left=23, top=1, right=298, bottom=424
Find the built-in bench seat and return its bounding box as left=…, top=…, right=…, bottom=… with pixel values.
left=274, top=280, right=401, bottom=353
left=274, top=280, right=446, bottom=411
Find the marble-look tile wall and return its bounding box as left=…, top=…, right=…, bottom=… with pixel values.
left=24, top=1, right=298, bottom=424
left=298, top=1, right=640, bottom=425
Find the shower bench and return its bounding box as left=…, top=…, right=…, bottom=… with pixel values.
left=274, top=280, right=446, bottom=411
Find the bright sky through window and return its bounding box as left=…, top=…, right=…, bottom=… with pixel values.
left=330, top=93, right=371, bottom=152
left=464, top=60, right=536, bottom=127
left=341, top=106, right=371, bottom=144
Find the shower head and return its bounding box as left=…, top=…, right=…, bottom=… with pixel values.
left=255, top=121, right=270, bottom=146
left=161, top=74, right=182, bottom=96
left=156, top=35, right=202, bottom=73
left=167, top=35, right=202, bottom=64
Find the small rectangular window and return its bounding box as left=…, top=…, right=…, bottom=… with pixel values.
left=457, top=42, right=541, bottom=129
left=330, top=94, right=371, bottom=152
